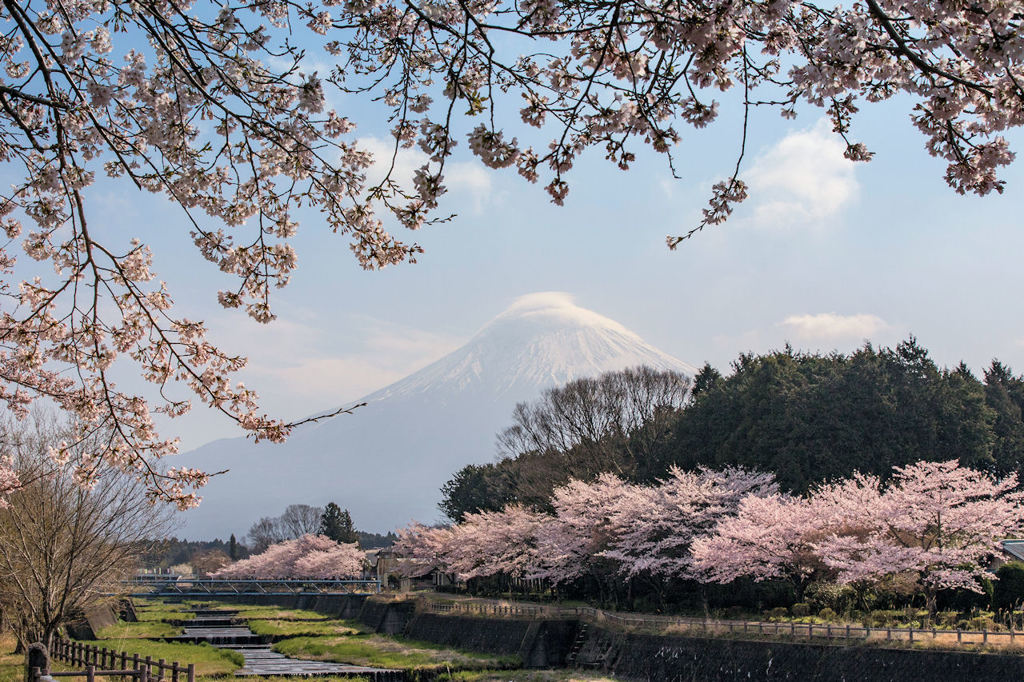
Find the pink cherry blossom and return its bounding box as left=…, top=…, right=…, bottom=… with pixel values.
left=214, top=534, right=364, bottom=578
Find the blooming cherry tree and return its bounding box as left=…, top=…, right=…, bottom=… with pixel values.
left=445, top=505, right=549, bottom=581
left=391, top=522, right=457, bottom=576
left=213, top=534, right=364, bottom=578
left=603, top=466, right=777, bottom=578
left=691, top=493, right=831, bottom=592
left=533, top=473, right=636, bottom=586
left=816, top=461, right=1024, bottom=611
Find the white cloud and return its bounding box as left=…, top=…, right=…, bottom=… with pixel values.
left=358, top=136, right=493, bottom=211
left=780, top=312, right=887, bottom=340
left=746, top=119, right=859, bottom=228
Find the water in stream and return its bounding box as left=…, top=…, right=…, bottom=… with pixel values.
left=178, top=609, right=400, bottom=680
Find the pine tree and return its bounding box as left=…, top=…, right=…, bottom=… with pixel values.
left=229, top=534, right=239, bottom=561
left=319, top=503, right=359, bottom=544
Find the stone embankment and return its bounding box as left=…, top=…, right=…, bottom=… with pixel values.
left=168, top=593, right=1024, bottom=681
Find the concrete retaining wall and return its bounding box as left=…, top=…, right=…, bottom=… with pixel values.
left=403, top=613, right=577, bottom=667
left=159, top=593, right=1024, bottom=679
left=577, top=627, right=1024, bottom=681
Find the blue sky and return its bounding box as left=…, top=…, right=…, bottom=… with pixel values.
left=76, top=77, right=1024, bottom=453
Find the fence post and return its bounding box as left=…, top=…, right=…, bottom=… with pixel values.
left=827, top=624, right=832, bottom=640
left=957, top=629, right=962, bottom=643
left=172, top=661, right=179, bottom=682
left=909, top=627, right=914, bottom=643
left=132, top=653, right=140, bottom=672
left=27, top=643, right=49, bottom=682
left=846, top=624, right=851, bottom=639
left=121, top=651, right=127, bottom=670
left=984, top=628, right=988, bottom=644
left=886, top=628, right=891, bottom=641
left=87, top=665, right=95, bottom=682
left=158, top=659, right=165, bottom=682
left=187, top=663, right=195, bottom=682
left=790, top=622, right=795, bottom=637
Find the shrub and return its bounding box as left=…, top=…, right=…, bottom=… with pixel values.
left=967, top=616, right=998, bottom=631
left=806, top=582, right=855, bottom=614
left=817, top=608, right=838, bottom=622
left=994, top=562, right=1024, bottom=611
left=765, top=607, right=789, bottom=621
left=791, top=603, right=810, bottom=618
left=866, top=610, right=903, bottom=627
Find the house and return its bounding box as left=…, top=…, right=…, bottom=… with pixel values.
left=368, top=546, right=455, bottom=591
left=995, top=539, right=1024, bottom=568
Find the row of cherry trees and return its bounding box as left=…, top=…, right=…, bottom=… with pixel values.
left=211, top=534, right=364, bottom=579
left=396, top=461, right=1024, bottom=612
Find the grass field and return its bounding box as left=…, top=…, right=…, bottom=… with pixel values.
left=75, top=639, right=243, bottom=677
left=246, top=619, right=359, bottom=637
left=133, top=602, right=195, bottom=623
left=95, top=621, right=182, bottom=640
left=195, top=605, right=326, bottom=621
left=273, top=634, right=519, bottom=673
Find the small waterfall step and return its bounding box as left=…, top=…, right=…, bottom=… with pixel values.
left=227, top=647, right=400, bottom=679
left=178, top=609, right=401, bottom=679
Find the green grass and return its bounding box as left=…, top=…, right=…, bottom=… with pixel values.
left=133, top=601, right=195, bottom=623
left=96, top=621, right=182, bottom=639
left=214, top=605, right=330, bottom=621
left=273, top=635, right=518, bottom=672
left=246, top=620, right=359, bottom=637
left=76, top=640, right=243, bottom=677
left=0, top=634, right=22, bottom=682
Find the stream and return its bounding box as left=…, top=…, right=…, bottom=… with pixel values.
left=176, top=609, right=401, bottom=680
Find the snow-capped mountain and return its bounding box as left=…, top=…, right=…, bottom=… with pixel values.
left=179, top=292, right=696, bottom=539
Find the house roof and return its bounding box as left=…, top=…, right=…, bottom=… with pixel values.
left=1000, top=539, right=1024, bottom=562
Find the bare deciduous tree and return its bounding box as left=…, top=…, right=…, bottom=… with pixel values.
left=247, top=504, right=324, bottom=553
left=279, top=504, right=325, bottom=539
left=498, top=366, right=691, bottom=465
left=0, top=415, right=170, bottom=650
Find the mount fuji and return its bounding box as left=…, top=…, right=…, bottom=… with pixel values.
left=179, top=292, right=697, bottom=538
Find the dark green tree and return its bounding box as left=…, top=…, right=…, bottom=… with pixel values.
left=319, top=503, right=358, bottom=544
left=994, top=562, right=1024, bottom=610
left=985, top=361, right=1024, bottom=476
left=662, top=338, right=996, bottom=492
left=228, top=534, right=239, bottom=561
left=691, top=362, right=723, bottom=397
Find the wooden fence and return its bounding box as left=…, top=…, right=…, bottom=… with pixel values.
left=422, top=598, right=1023, bottom=648
left=43, top=639, right=195, bottom=682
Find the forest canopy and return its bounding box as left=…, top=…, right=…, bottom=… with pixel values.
left=441, top=339, right=1024, bottom=521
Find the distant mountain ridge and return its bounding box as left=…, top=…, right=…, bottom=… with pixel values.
left=179, top=292, right=696, bottom=539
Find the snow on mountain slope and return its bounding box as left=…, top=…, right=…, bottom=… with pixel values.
left=178, top=292, right=696, bottom=539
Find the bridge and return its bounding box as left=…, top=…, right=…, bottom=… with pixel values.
left=126, top=578, right=381, bottom=596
